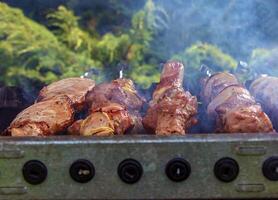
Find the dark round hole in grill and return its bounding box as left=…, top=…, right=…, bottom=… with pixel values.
left=70, top=159, right=95, bottom=183
left=22, top=160, right=47, bottom=185
left=117, top=159, right=143, bottom=184
left=262, top=156, right=278, bottom=181
left=214, top=157, right=239, bottom=182
left=165, top=158, right=191, bottom=182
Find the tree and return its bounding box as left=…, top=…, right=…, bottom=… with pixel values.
left=0, top=3, right=98, bottom=95
left=46, top=1, right=162, bottom=87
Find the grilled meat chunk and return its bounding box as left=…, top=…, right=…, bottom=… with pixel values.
left=143, top=61, right=198, bottom=135
left=68, top=103, right=133, bottom=136
left=7, top=95, right=74, bottom=136
left=98, top=104, right=133, bottom=135
left=250, top=76, right=278, bottom=130
left=144, top=88, right=198, bottom=135
left=202, top=72, right=273, bottom=133
left=207, top=85, right=256, bottom=118
left=202, top=72, right=238, bottom=105
left=37, top=78, right=95, bottom=111
left=85, top=78, right=144, bottom=134
left=86, top=78, right=144, bottom=112
left=152, top=61, right=184, bottom=104
left=216, top=104, right=273, bottom=133
left=77, top=112, right=115, bottom=136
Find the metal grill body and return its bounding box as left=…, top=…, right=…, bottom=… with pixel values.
left=0, top=133, right=277, bottom=199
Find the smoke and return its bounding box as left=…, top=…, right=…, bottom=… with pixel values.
left=148, top=0, right=278, bottom=133
left=153, top=0, right=278, bottom=61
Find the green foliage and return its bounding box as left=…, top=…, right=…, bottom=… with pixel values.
left=172, top=42, right=237, bottom=94
left=66, top=0, right=145, bottom=34
left=47, top=6, right=93, bottom=54
left=127, top=0, right=162, bottom=87
left=46, top=1, right=160, bottom=87
left=130, top=64, right=160, bottom=88
left=173, top=42, right=237, bottom=71
left=92, top=33, right=131, bottom=66
left=0, top=2, right=98, bottom=92
left=129, top=1, right=154, bottom=56
left=1, top=1, right=243, bottom=93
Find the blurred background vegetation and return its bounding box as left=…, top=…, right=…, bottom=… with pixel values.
left=0, top=0, right=278, bottom=97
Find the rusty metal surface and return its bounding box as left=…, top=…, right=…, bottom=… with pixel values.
left=0, top=133, right=277, bottom=199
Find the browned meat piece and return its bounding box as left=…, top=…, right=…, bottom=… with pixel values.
left=78, top=112, right=115, bottom=136
left=86, top=78, right=144, bottom=112
left=250, top=76, right=278, bottom=130
left=7, top=95, right=74, bottom=136
left=143, top=61, right=198, bottom=135
left=68, top=103, right=133, bottom=136
left=96, top=103, right=133, bottom=135
left=144, top=89, right=198, bottom=135
left=152, top=61, right=184, bottom=104
left=85, top=78, right=144, bottom=135
left=201, top=72, right=274, bottom=133
left=216, top=105, right=273, bottom=133
left=142, top=104, right=159, bottom=133
left=202, top=72, right=239, bottom=105
left=207, top=85, right=256, bottom=118
left=37, top=78, right=95, bottom=111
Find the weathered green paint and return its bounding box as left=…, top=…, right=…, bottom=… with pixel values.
left=0, top=133, right=277, bottom=199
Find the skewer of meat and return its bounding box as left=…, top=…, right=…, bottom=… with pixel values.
left=69, top=78, right=145, bottom=136
left=249, top=76, right=278, bottom=131
left=7, top=95, right=74, bottom=136
left=143, top=61, right=198, bottom=135
left=201, top=72, right=274, bottom=133
left=6, top=77, right=95, bottom=136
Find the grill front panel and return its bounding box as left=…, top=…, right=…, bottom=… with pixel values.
left=0, top=133, right=277, bottom=199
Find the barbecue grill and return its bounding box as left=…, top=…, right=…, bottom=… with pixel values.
left=1, top=134, right=278, bottom=199
left=1, top=0, right=278, bottom=199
